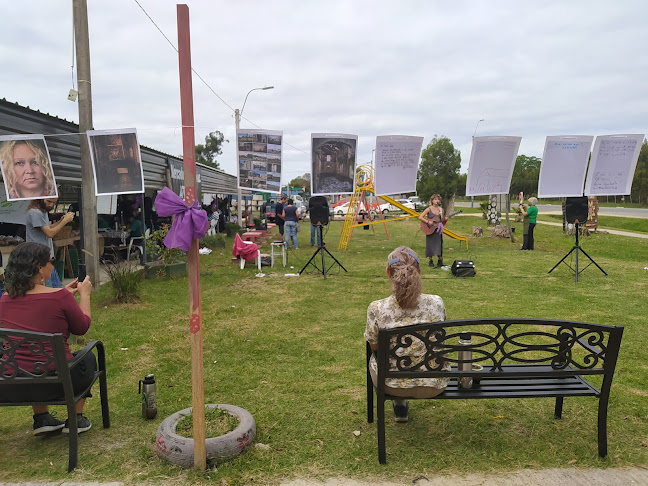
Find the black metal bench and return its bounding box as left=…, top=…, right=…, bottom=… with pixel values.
left=366, top=318, right=624, bottom=464
left=0, top=329, right=110, bottom=472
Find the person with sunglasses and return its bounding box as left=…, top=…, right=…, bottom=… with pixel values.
left=0, top=242, right=94, bottom=435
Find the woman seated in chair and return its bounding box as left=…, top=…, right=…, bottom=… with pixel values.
left=364, top=246, right=450, bottom=423
left=0, top=242, right=95, bottom=436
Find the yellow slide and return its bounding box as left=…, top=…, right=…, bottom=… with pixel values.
left=377, top=195, right=469, bottom=249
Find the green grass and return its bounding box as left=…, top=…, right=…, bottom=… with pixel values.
left=1, top=215, right=647, bottom=484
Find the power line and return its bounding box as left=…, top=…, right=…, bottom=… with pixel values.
left=132, top=0, right=308, bottom=156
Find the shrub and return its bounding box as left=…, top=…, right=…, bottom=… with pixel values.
left=146, top=224, right=185, bottom=264
left=225, top=222, right=241, bottom=237
left=103, top=260, right=143, bottom=303
left=200, top=234, right=226, bottom=250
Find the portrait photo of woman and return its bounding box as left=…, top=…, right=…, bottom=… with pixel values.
left=0, top=135, right=57, bottom=201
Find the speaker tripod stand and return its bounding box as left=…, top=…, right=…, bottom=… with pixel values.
left=299, top=225, right=347, bottom=279
left=548, top=222, right=607, bottom=282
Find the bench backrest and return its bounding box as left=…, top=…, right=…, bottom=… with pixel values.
left=376, top=318, right=624, bottom=382
left=0, top=328, right=72, bottom=390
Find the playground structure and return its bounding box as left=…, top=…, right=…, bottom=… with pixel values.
left=337, top=165, right=468, bottom=251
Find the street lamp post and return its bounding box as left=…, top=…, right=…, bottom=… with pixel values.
left=236, top=86, right=274, bottom=225
left=473, top=119, right=485, bottom=138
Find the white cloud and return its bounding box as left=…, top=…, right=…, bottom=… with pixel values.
left=1, top=0, right=646, bottom=183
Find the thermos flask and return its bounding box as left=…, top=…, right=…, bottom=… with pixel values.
left=138, top=374, right=157, bottom=419
left=458, top=332, right=473, bottom=389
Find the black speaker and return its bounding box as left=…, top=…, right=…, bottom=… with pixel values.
left=565, top=196, right=588, bottom=224
left=309, top=196, right=329, bottom=225
left=451, top=260, right=476, bottom=277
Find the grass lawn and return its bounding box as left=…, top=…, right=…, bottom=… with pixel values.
left=1, top=214, right=647, bottom=484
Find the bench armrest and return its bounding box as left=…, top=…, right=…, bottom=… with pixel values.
left=68, top=340, right=105, bottom=371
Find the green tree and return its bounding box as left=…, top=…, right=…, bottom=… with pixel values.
left=195, top=131, right=227, bottom=169
left=456, top=173, right=467, bottom=197
left=289, top=173, right=311, bottom=194
left=416, top=136, right=461, bottom=209
left=631, top=139, right=648, bottom=204
left=509, top=155, right=541, bottom=198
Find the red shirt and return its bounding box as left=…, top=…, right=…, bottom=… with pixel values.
left=0, top=290, right=91, bottom=371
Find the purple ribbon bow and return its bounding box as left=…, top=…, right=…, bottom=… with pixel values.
left=154, top=187, right=208, bottom=252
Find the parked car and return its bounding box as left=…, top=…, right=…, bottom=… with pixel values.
left=407, top=196, right=425, bottom=211
left=333, top=201, right=375, bottom=217
left=386, top=199, right=416, bottom=212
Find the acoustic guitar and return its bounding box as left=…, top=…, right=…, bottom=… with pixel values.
left=420, top=210, right=462, bottom=235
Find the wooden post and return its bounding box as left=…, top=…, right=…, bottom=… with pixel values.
left=72, top=0, right=100, bottom=288
left=177, top=4, right=206, bottom=470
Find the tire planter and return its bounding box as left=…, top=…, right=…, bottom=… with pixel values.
left=156, top=404, right=256, bottom=468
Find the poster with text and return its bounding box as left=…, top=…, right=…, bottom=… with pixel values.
left=584, top=134, right=644, bottom=196
left=237, top=129, right=282, bottom=194
left=465, top=136, right=521, bottom=196
left=311, top=133, right=357, bottom=196
left=538, top=136, right=593, bottom=198
left=0, top=134, right=58, bottom=201
left=167, top=158, right=202, bottom=199
left=87, top=128, right=144, bottom=196
left=374, top=135, right=423, bottom=196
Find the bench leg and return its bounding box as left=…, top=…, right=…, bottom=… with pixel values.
left=377, top=398, right=386, bottom=464
left=598, top=397, right=608, bottom=457
left=554, top=397, right=563, bottom=419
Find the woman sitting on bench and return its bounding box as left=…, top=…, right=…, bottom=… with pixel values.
left=364, top=246, right=450, bottom=423
left=0, top=242, right=95, bottom=436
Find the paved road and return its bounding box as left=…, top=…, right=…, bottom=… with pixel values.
left=455, top=201, right=648, bottom=219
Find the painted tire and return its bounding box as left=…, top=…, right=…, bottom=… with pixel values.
left=156, top=404, right=256, bottom=468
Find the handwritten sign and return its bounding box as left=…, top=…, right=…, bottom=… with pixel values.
left=374, top=135, right=423, bottom=195
left=538, top=136, right=593, bottom=198
left=466, top=136, right=521, bottom=196
left=584, top=134, right=644, bottom=196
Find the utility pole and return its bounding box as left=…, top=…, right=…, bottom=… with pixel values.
left=235, top=108, right=242, bottom=225
left=73, top=0, right=99, bottom=287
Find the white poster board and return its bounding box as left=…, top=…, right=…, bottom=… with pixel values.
left=374, top=135, right=423, bottom=196
left=96, top=195, right=118, bottom=215
left=584, top=134, right=644, bottom=196
left=236, top=129, right=283, bottom=194
left=311, top=133, right=357, bottom=196
left=537, top=136, right=593, bottom=198
left=0, top=185, right=29, bottom=224
left=466, top=136, right=521, bottom=196
left=87, top=128, right=144, bottom=196
left=0, top=134, right=58, bottom=201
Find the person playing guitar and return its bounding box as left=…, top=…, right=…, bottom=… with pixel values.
left=418, top=194, right=444, bottom=268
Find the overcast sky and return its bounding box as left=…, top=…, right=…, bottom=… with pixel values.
left=2, top=0, right=647, bottom=186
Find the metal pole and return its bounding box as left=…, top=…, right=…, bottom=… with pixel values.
left=72, top=0, right=99, bottom=288
left=235, top=108, right=242, bottom=226
left=177, top=5, right=206, bottom=470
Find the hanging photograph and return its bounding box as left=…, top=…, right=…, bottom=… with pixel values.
left=0, top=134, right=58, bottom=201
left=87, top=128, right=145, bottom=196
left=237, top=129, right=283, bottom=193
left=374, top=135, right=423, bottom=196
left=311, top=133, right=357, bottom=196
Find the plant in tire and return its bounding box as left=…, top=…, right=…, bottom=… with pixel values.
left=175, top=406, right=239, bottom=438
left=156, top=404, right=256, bottom=468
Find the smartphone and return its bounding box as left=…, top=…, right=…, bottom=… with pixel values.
left=77, top=263, right=86, bottom=282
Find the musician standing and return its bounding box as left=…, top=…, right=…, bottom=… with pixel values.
left=418, top=194, right=444, bottom=267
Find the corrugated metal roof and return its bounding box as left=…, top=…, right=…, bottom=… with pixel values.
left=0, top=98, right=243, bottom=199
